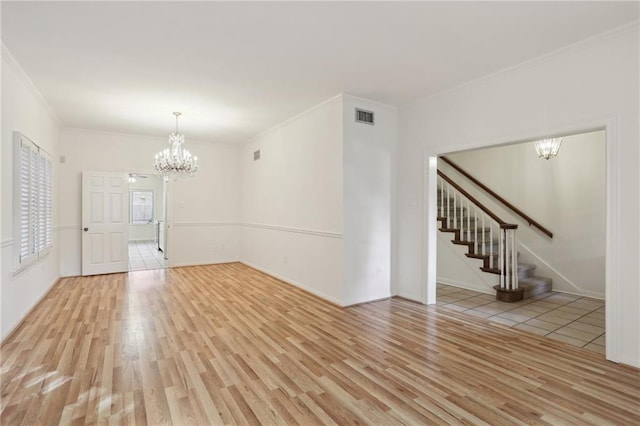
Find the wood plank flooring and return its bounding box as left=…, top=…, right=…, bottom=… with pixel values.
left=1, top=263, right=638, bottom=425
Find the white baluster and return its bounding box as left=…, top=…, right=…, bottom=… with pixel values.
left=481, top=214, right=486, bottom=256
left=499, top=228, right=504, bottom=289
left=474, top=207, right=478, bottom=254
left=466, top=199, right=470, bottom=241
left=453, top=189, right=457, bottom=231
left=489, top=223, right=493, bottom=270
left=509, top=229, right=513, bottom=289
left=439, top=179, right=443, bottom=220
left=512, top=229, right=518, bottom=290
left=447, top=183, right=451, bottom=229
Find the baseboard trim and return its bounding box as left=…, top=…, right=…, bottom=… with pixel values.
left=239, top=261, right=344, bottom=307
left=436, top=277, right=494, bottom=295
left=393, top=295, right=424, bottom=305
left=517, top=241, right=604, bottom=298
left=343, top=296, right=391, bottom=308
left=1, top=276, right=62, bottom=347
left=553, top=289, right=605, bottom=301
left=170, top=259, right=240, bottom=268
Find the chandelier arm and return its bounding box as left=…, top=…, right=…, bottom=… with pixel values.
left=154, top=112, right=198, bottom=179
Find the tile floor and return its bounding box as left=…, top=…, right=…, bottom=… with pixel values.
left=437, top=284, right=606, bottom=354
left=128, top=240, right=167, bottom=271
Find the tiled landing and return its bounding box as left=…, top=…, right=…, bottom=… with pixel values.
left=129, top=240, right=167, bottom=271
left=437, top=284, right=606, bottom=354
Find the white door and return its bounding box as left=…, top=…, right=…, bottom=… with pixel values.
left=82, top=171, right=129, bottom=276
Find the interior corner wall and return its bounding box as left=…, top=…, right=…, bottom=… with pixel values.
left=441, top=131, right=606, bottom=298
left=342, top=95, right=396, bottom=305
left=1, top=51, right=61, bottom=339
left=239, top=96, right=344, bottom=305
left=58, top=129, right=241, bottom=276
left=396, top=25, right=639, bottom=367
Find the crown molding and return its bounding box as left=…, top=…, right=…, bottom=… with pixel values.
left=401, top=20, right=640, bottom=109
left=1, top=43, right=62, bottom=128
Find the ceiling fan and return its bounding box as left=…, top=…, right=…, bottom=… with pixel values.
left=128, top=173, right=148, bottom=183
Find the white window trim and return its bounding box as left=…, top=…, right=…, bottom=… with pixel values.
left=13, top=132, right=53, bottom=273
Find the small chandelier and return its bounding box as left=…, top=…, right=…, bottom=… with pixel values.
left=154, top=112, right=198, bottom=179
left=534, top=138, right=562, bottom=160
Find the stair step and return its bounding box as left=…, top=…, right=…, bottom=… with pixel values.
left=439, top=222, right=492, bottom=233
left=518, top=263, right=536, bottom=279
left=437, top=216, right=552, bottom=299
left=479, top=262, right=534, bottom=275
left=453, top=233, right=497, bottom=244
left=480, top=267, right=500, bottom=275
left=438, top=223, right=492, bottom=235
left=518, top=276, right=552, bottom=298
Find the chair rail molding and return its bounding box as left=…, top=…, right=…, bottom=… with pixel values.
left=240, top=222, right=343, bottom=239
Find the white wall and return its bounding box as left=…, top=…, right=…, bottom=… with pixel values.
left=58, top=128, right=241, bottom=275
left=239, top=94, right=397, bottom=306
left=342, top=95, right=396, bottom=305
left=396, top=25, right=639, bottom=367
left=239, top=95, right=344, bottom=304
left=439, top=130, right=605, bottom=298
left=1, top=48, right=61, bottom=339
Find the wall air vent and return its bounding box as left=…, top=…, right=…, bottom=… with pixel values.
left=355, top=108, right=375, bottom=125
left=253, top=150, right=261, bottom=161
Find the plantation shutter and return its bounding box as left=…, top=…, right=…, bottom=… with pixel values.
left=19, top=140, right=33, bottom=262
left=14, top=133, right=54, bottom=267
left=44, top=156, right=53, bottom=249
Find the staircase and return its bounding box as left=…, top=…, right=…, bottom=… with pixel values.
left=437, top=171, right=552, bottom=301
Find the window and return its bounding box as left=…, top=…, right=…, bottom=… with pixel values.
left=13, top=132, right=53, bottom=268
left=130, top=190, right=153, bottom=224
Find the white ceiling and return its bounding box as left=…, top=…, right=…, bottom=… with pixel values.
left=2, top=2, right=638, bottom=144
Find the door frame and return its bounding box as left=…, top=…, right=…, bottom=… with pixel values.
left=422, top=117, right=618, bottom=362
left=126, top=169, right=171, bottom=268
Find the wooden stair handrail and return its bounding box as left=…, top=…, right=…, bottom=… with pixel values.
left=437, top=170, right=517, bottom=229
left=440, top=156, right=553, bottom=238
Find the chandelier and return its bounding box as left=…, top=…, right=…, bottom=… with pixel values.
left=154, top=112, right=198, bottom=178
left=534, top=138, right=562, bottom=160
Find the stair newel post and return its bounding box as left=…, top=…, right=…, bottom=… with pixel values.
left=511, top=226, right=518, bottom=291
left=494, top=224, right=523, bottom=301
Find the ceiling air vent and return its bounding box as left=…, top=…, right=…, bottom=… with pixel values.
left=355, top=108, right=374, bottom=125
left=253, top=150, right=261, bottom=161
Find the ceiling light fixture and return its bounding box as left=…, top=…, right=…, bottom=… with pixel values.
left=534, top=138, right=562, bottom=160
left=154, top=112, right=198, bottom=179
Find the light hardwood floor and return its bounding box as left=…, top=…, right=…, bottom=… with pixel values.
left=1, top=263, right=638, bottom=425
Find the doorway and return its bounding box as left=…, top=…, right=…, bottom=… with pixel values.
left=127, top=172, right=168, bottom=271
left=432, top=129, right=607, bottom=354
